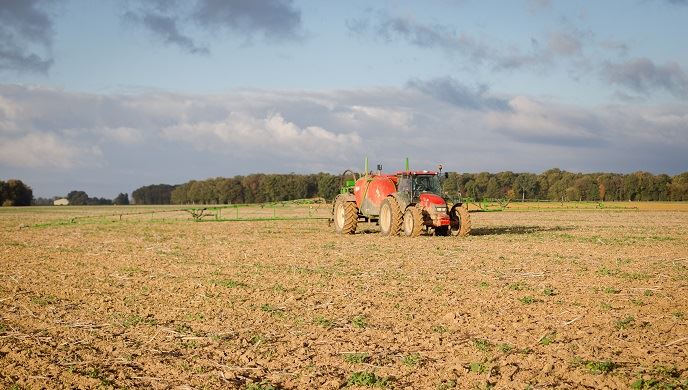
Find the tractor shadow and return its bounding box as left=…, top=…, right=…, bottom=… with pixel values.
left=470, top=225, right=573, bottom=236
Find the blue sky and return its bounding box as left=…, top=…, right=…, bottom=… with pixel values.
left=1, top=0, right=687, bottom=197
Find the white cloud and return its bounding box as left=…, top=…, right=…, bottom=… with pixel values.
left=161, top=112, right=361, bottom=160
left=0, top=133, right=102, bottom=169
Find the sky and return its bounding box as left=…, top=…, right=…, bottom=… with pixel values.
left=1, top=0, right=687, bottom=198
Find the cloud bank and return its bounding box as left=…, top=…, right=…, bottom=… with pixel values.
left=1, top=80, right=686, bottom=196
left=123, top=0, right=303, bottom=54
left=0, top=0, right=55, bottom=73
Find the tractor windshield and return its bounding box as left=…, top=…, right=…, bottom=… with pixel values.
left=413, top=175, right=442, bottom=195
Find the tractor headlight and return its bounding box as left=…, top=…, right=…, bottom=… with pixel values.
left=435, top=206, right=447, bottom=213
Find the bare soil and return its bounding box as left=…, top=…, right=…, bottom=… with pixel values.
left=1, top=205, right=687, bottom=389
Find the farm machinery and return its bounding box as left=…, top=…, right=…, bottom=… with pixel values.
left=333, top=159, right=471, bottom=237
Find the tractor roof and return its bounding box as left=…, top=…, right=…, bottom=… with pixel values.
left=393, top=170, right=438, bottom=176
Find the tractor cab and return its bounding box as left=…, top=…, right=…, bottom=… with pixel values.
left=396, top=171, right=442, bottom=201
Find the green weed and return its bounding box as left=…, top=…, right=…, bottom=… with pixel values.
left=212, top=279, right=245, bottom=288
left=586, top=360, right=617, bottom=374
left=542, top=287, right=557, bottom=296
left=508, top=282, right=528, bottom=291
left=499, top=343, right=513, bottom=353
left=31, top=295, right=58, bottom=306
left=539, top=333, right=555, bottom=346
left=245, top=380, right=278, bottom=390
left=604, top=287, right=621, bottom=294
left=351, top=315, right=367, bottom=329
left=432, top=325, right=448, bottom=333
left=260, top=304, right=283, bottom=316
left=346, top=371, right=389, bottom=387
left=469, top=362, right=487, bottom=374
left=615, top=316, right=635, bottom=330
left=249, top=334, right=265, bottom=346
left=174, top=323, right=192, bottom=334
left=644, top=290, right=654, bottom=297
left=343, top=353, right=369, bottom=364
left=518, top=296, right=541, bottom=304
left=473, top=339, right=492, bottom=352
left=401, top=353, right=421, bottom=366
left=315, top=316, right=333, bottom=329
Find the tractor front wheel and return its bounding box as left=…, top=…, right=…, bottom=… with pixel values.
left=449, top=205, right=471, bottom=236
left=334, top=199, right=358, bottom=234
left=403, top=206, right=423, bottom=237
left=379, top=197, right=402, bottom=236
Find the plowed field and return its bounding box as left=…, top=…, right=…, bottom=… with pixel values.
left=1, top=205, right=687, bottom=389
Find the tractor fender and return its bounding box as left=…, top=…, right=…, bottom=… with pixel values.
left=390, top=192, right=412, bottom=211
left=335, top=193, right=356, bottom=203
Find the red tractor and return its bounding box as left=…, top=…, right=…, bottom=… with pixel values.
left=333, top=160, right=471, bottom=237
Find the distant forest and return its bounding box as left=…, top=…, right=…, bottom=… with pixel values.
left=130, top=169, right=688, bottom=205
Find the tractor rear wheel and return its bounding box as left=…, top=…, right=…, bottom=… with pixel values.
left=334, top=200, right=358, bottom=234
left=402, top=206, right=423, bottom=237
left=379, top=197, right=402, bottom=236
left=449, top=205, right=471, bottom=236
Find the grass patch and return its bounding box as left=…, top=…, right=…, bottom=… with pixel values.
left=245, top=381, right=278, bottom=390
left=314, top=316, right=333, bottom=329
left=432, top=325, right=448, bottom=333
left=343, top=353, right=369, bottom=364
left=499, top=343, right=513, bottom=353
left=31, top=295, right=58, bottom=306
left=615, top=316, right=635, bottom=330
left=351, top=315, right=367, bottom=329
left=401, top=353, right=421, bottom=367
left=468, top=362, right=487, bottom=374
left=346, top=371, right=389, bottom=387
left=542, top=287, right=557, bottom=296
left=473, top=339, right=492, bottom=352
left=260, top=304, right=284, bottom=316
left=586, top=360, right=617, bottom=374
left=249, top=334, right=265, bottom=346
left=212, top=279, right=245, bottom=288
left=508, top=282, right=528, bottom=291
left=518, top=296, right=541, bottom=304
left=539, top=332, right=555, bottom=346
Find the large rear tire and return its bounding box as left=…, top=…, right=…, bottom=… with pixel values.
left=334, top=199, right=358, bottom=234
left=402, top=206, right=423, bottom=237
left=449, top=205, right=471, bottom=237
left=379, top=197, right=402, bottom=236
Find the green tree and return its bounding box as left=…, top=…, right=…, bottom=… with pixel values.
left=67, top=190, right=89, bottom=205
left=113, top=193, right=129, bottom=205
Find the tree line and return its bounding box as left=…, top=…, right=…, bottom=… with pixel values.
left=443, top=169, right=688, bottom=201
left=128, top=170, right=688, bottom=205
left=3, top=169, right=687, bottom=207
